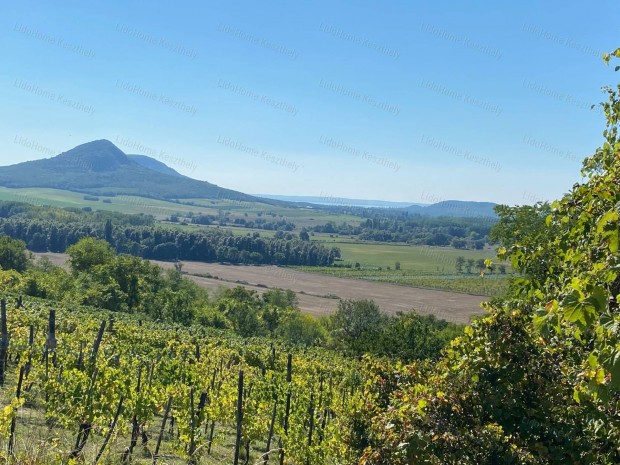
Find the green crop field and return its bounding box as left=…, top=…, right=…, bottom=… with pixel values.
left=0, top=187, right=217, bottom=218
left=310, top=240, right=499, bottom=272
left=295, top=241, right=512, bottom=296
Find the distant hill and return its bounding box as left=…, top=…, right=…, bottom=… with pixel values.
left=0, top=140, right=273, bottom=203
left=257, top=194, right=419, bottom=209
left=127, top=154, right=184, bottom=178
left=256, top=195, right=496, bottom=218
left=404, top=200, right=497, bottom=218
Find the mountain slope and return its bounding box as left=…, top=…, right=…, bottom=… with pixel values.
left=128, top=154, right=184, bottom=178
left=0, top=140, right=267, bottom=203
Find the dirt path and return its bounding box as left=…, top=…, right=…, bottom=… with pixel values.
left=34, top=252, right=486, bottom=323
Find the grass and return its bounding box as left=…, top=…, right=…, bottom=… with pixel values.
left=310, top=240, right=500, bottom=273
left=0, top=187, right=216, bottom=218
left=294, top=242, right=512, bottom=297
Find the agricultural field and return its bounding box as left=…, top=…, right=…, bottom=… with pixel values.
left=310, top=240, right=499, bottom=272
left=296, top=241, right=512, bottom=297
left=35, top=252, right=486, bottom=323
left=0, top=187, right=360, bottom=231
left=0, top=187, right=214, bottom=218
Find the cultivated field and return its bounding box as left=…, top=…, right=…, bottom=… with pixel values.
left=35, top=252, right=486, bottom=323
left=313, top=240, right=497, bottom=271
left=0, top=187, right=361, bottom=228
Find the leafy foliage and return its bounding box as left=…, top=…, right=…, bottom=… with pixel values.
left=356, top=49, right=620, bottom=465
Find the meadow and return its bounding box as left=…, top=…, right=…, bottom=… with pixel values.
left=296, top=240, right=512, bottom=296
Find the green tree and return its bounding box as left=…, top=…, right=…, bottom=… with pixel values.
left=262, top=288, right=298, bottom=309
left=276, top=311, right=326, bottom=346
left=104, top=219, right=113, bottom=245
left=490, top=202, right=552, bottom=247
left=455, top=256, right=465, bottom=273
left=0, top=236, right=29, bottom=272
left=66, top=237, right=115, bottom=274
left=465, top=258, right=475, bottom=274
left=330, top=299, right=386, bottom=353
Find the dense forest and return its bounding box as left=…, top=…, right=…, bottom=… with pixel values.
left=0, top=202, right=340, bottom=266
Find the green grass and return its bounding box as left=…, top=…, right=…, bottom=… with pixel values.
left=0, top=187, right=218, bottom=218
left=182, top=198, right=363, bottom=228
left=294, top=242, right=512, bottom=296
left=310, top=240, right=499, bottom=273
left=159, top=222, right=280, bottom=238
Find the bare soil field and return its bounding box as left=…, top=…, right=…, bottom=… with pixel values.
left=34, top=252, right=486, bottom=323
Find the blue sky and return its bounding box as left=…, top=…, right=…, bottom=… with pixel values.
left=1, top=0, right=617, bottom=205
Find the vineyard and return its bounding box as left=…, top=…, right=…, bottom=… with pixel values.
left=0, top=294, right=370, bottom=464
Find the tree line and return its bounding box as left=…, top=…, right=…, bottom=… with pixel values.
left=310, top=214, right=492, bottom=249
left=0, top=201, right=340, bottom=266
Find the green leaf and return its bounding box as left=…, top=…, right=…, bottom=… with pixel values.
left=606, top=349, right=620, bottom=389
left=562, top=289, right=601, bottom=327
left=584, top=286, right=608, bottom=313
left=596, top=210, right=618, bottom=234
left=532, top=314, right=547, bottom=333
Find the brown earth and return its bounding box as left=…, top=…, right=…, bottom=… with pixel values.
left=34, top=252, right=486, bottom=324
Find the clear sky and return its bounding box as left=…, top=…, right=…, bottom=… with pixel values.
left=1, top=0, right=617, bottom=205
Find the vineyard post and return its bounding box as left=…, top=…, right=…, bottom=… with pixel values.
left=8, top=365, right=25, bottom=456
left=90, top=320, right=106, bottom=365
left=153, top=396, right=173, bottom=465
left=122, top=366, right=143, bottom=464
left=70, top=367, right=99, bottom=460
left=233, top=370, right=244, bottom=465
left=318, top=374, right=327, bottom=444
left=279, top=354, right=293, bottom=465
left=25, top=324, right=34, bottom=379
left=188, top=387, right=195, bottom=465
left=77, top=341, right=85, bottom=371
left=207, top=367, right=220, bottom=454
left=44, top=310, right=57, bottom=403
left=305, top=391, right=316, bottom=465
left=263, top=392, right=278, bottom=465
left=0, top=299, right=8, bottom=385
left=93, top=396, right=124, bottom=465
left=46, top=309, right=57, bottom=351
left=189, top=392, right=207, bottom=465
